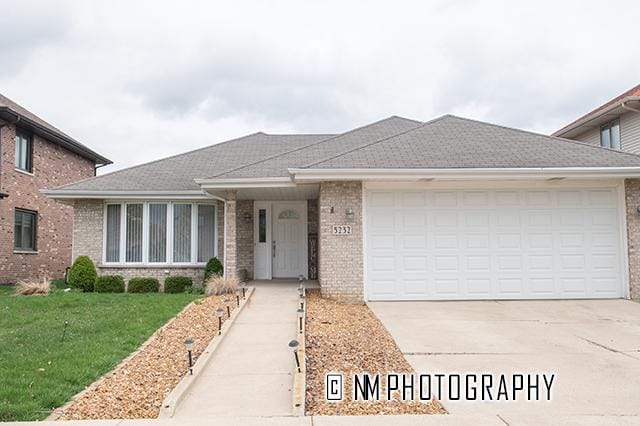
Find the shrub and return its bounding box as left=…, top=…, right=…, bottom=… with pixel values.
left=51, top=278, right=68, bottom=289
left=203, top=257, right=223, bottom=283
left=164, top=276, right=192, bottom=294
left=15, top=278, right=51, bottom=296
left=95, top=275, right=125, bottom=293
left=68, top=256, right=98, bottom=292
left=205, top=275, right=239, bottom=296
left=128, top=277, right=160, bottom=293
left=185, top=285, right=205, bottom=295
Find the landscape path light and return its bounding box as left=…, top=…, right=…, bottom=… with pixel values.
left=241, top=282, right=247, bottom=299
left=235, top=287, right=241, bottom=307
left=215, top=307, right=224, bottom=335
left=289, top=339, right=300, bottom=372
left=299, top=292, right=305, bottom=310
left=297, top=308, right=304, bottom=333
left=61, top=320, right=69, bottom=342
left=184, top=338, right=194, bottom=375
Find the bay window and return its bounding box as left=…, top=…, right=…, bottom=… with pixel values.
left=104, top=201, right=217, bottom=265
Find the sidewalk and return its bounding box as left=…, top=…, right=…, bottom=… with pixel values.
left=171, top=280, right=300, bottom=418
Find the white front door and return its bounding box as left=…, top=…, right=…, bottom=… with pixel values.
left=272, top=202, right=307, bottom=278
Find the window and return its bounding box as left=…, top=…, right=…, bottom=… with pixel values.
left=104, top=202, right=216, bottom=264
left=15, top=130, right=32, bottom=172
left=601, top=120, right=621, bottom=150
left=14, top=209, right=37, bottom=251
left=258, top=209, right=266, bottom=243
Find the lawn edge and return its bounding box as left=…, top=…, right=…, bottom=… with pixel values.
left=293, top=287, right=307, bottom=416
left=46, top=296, right=201, bottom=421
left=158, top=287, right=255, bottom=418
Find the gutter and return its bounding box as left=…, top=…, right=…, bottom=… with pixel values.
left=288, top=167, right=640, bottom=183
left=41, top=189, right=226, bottom=201
left=195, top=177, right=296, bottom=189
left=553, top=96, right=640, bottom=137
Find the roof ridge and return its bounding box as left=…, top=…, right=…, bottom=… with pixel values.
left=445, top=114, right=640, bottom=160
left=54, top=132, right=265, bottom=190
left=304, top=115, right=449, bottom=168
left=205, top=115, right=421, bottom=179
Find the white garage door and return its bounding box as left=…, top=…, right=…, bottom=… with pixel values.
left=365, top=186, right=625, bottom=300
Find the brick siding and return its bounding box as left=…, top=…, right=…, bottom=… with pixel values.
left=0, top=124, right=95, bottom=283
left=625, top=179, right=640, bottom=300
left=318, top=182, right=363, bottom=302
left=236, top=200, right=254, bottom=280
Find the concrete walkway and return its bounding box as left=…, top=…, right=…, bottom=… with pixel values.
left=172, top=280, right=302, bottom=418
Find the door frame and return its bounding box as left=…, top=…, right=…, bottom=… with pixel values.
left=253, top=201, right=308, bottom=280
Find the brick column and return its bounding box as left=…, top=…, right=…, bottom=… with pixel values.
left=225, top=190, right=238, bottom=279
left=625, top=179, right=640, bottom=300
left=318, top=181, right=363, bottom=303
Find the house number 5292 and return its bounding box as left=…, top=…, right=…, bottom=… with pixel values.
left=332, top=225, right=353, bottom=235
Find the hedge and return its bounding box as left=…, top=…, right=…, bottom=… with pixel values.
left=95, top=275, right=125, bottom=293
left=68, top=256, right=98, bottom=292
left=204, top=257, right=223, bottom=283
left=164, top=276, right=192, bottom=294
left=128, top=277, right=160, bottom=293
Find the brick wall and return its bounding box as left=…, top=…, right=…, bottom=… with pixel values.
left=0, top=124, right=95, bottom=283
left=318, top=182, right=363, bottom=303
left=625, top=179, right=640, bottom=300
left=236, top=200, right=254, bottom=280
left=72, top=199, right=225, bottom=286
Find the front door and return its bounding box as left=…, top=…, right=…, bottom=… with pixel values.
left=272, top=202, right=306, bottom=278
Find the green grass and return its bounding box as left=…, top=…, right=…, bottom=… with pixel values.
left=0, top=285, right=198, bottom=421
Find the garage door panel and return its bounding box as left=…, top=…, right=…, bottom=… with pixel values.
left=366, top=187, right=623, bottom=301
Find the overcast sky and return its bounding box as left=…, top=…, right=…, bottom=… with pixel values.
left=1, top=0, right=639, bottom=172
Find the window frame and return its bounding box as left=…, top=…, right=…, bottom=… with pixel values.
left=14, top=208, right=38, bottom=252
left=102, top=200, right=217, bottom=266
left=14, top=129, right=33, bottom=173
left=600, top=119, right=621, bottom=150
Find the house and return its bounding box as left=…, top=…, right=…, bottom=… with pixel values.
left=0, top=94, right=111, bottom=283
left=45, top=114, right=640, bottom=302
left=553, top=83, right=640, bottom=152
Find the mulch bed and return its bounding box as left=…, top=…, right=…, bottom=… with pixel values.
left=305, top=290, right=446, bottom=415
left=57, top=294, right=238, bottom=419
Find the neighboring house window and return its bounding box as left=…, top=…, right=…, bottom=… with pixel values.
left=104, top=202, right=216, bottom=265
left=600, top=119, right=621, bottom=150
left=14, top=209, right=37, bottom=251
left=15, top=130, right=33, bottom=172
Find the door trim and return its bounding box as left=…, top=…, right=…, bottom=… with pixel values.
left=253, top=201, right=308, bottom=280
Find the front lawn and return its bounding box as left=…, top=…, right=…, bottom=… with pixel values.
left=0, top=285, right=198, bottom=421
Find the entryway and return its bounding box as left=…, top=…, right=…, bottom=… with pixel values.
left=254, top=201, right=308, bottom=280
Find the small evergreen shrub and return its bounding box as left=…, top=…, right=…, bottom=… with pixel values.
left=128, top=277, right=160, bottom=293
left=203, top=257, right=223, bottom=283
left=164, top=276, right=192, bottom=294
left=185, top=285, right=205, bottom=295
left=95, top=275, right=125, bottom=293
left=68, top=256, right=98, bottom=292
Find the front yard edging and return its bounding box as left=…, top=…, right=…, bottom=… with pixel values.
left=158, top=287, right=255, bottom=418
left=292, top=288, right=306, bottom=416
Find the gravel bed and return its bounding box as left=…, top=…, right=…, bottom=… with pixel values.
left=58, top=294, right=238, bottom=419
left=305, top=290, right=446, bottom=415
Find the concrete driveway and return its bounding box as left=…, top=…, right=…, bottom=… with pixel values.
left=369, top=299, right=640, bottom=417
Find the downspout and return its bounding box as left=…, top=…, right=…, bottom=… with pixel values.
left=0, top=123, right=6, bottom=199
left=223, top=199, right=227, bottom=278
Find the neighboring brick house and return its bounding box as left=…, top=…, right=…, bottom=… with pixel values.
left=0, top=94, right=111, bottom=283
left=47, top=114, right=640, bottom=302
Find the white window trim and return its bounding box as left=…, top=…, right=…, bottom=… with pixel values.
left=102, top=200, right=217, bottom=266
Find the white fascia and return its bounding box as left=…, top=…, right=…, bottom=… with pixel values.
left=41, top=189, right=226, bottom=202
left=288, top=167, right=640, bottom=183
left=195, top=176, right=296, bottom=189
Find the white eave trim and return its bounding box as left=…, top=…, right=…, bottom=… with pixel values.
left=195, top=176, right=296, bottom=189
left=288, top=167, right=640, bottom=182
left=41, top=189, right=225, bottom=201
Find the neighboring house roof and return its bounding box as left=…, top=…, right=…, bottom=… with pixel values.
left=47, top=114, right=640, bottom=197
left=303, top=115, right=640, bottom=169
left=55, top=133, right=333, bottom=191
left=553, top=83, right=640, bottom=138
left=0, top=94, right=112, bottom=165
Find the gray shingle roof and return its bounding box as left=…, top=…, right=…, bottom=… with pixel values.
left=51, top=114, right=640, bottom=194
left=58, top=133, right=332, bottom=191
left=0, top=93, right=111, bottom=165
left=304, top=115, right=640, bottom=169
left=212, top=116, right=422, bottom=179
